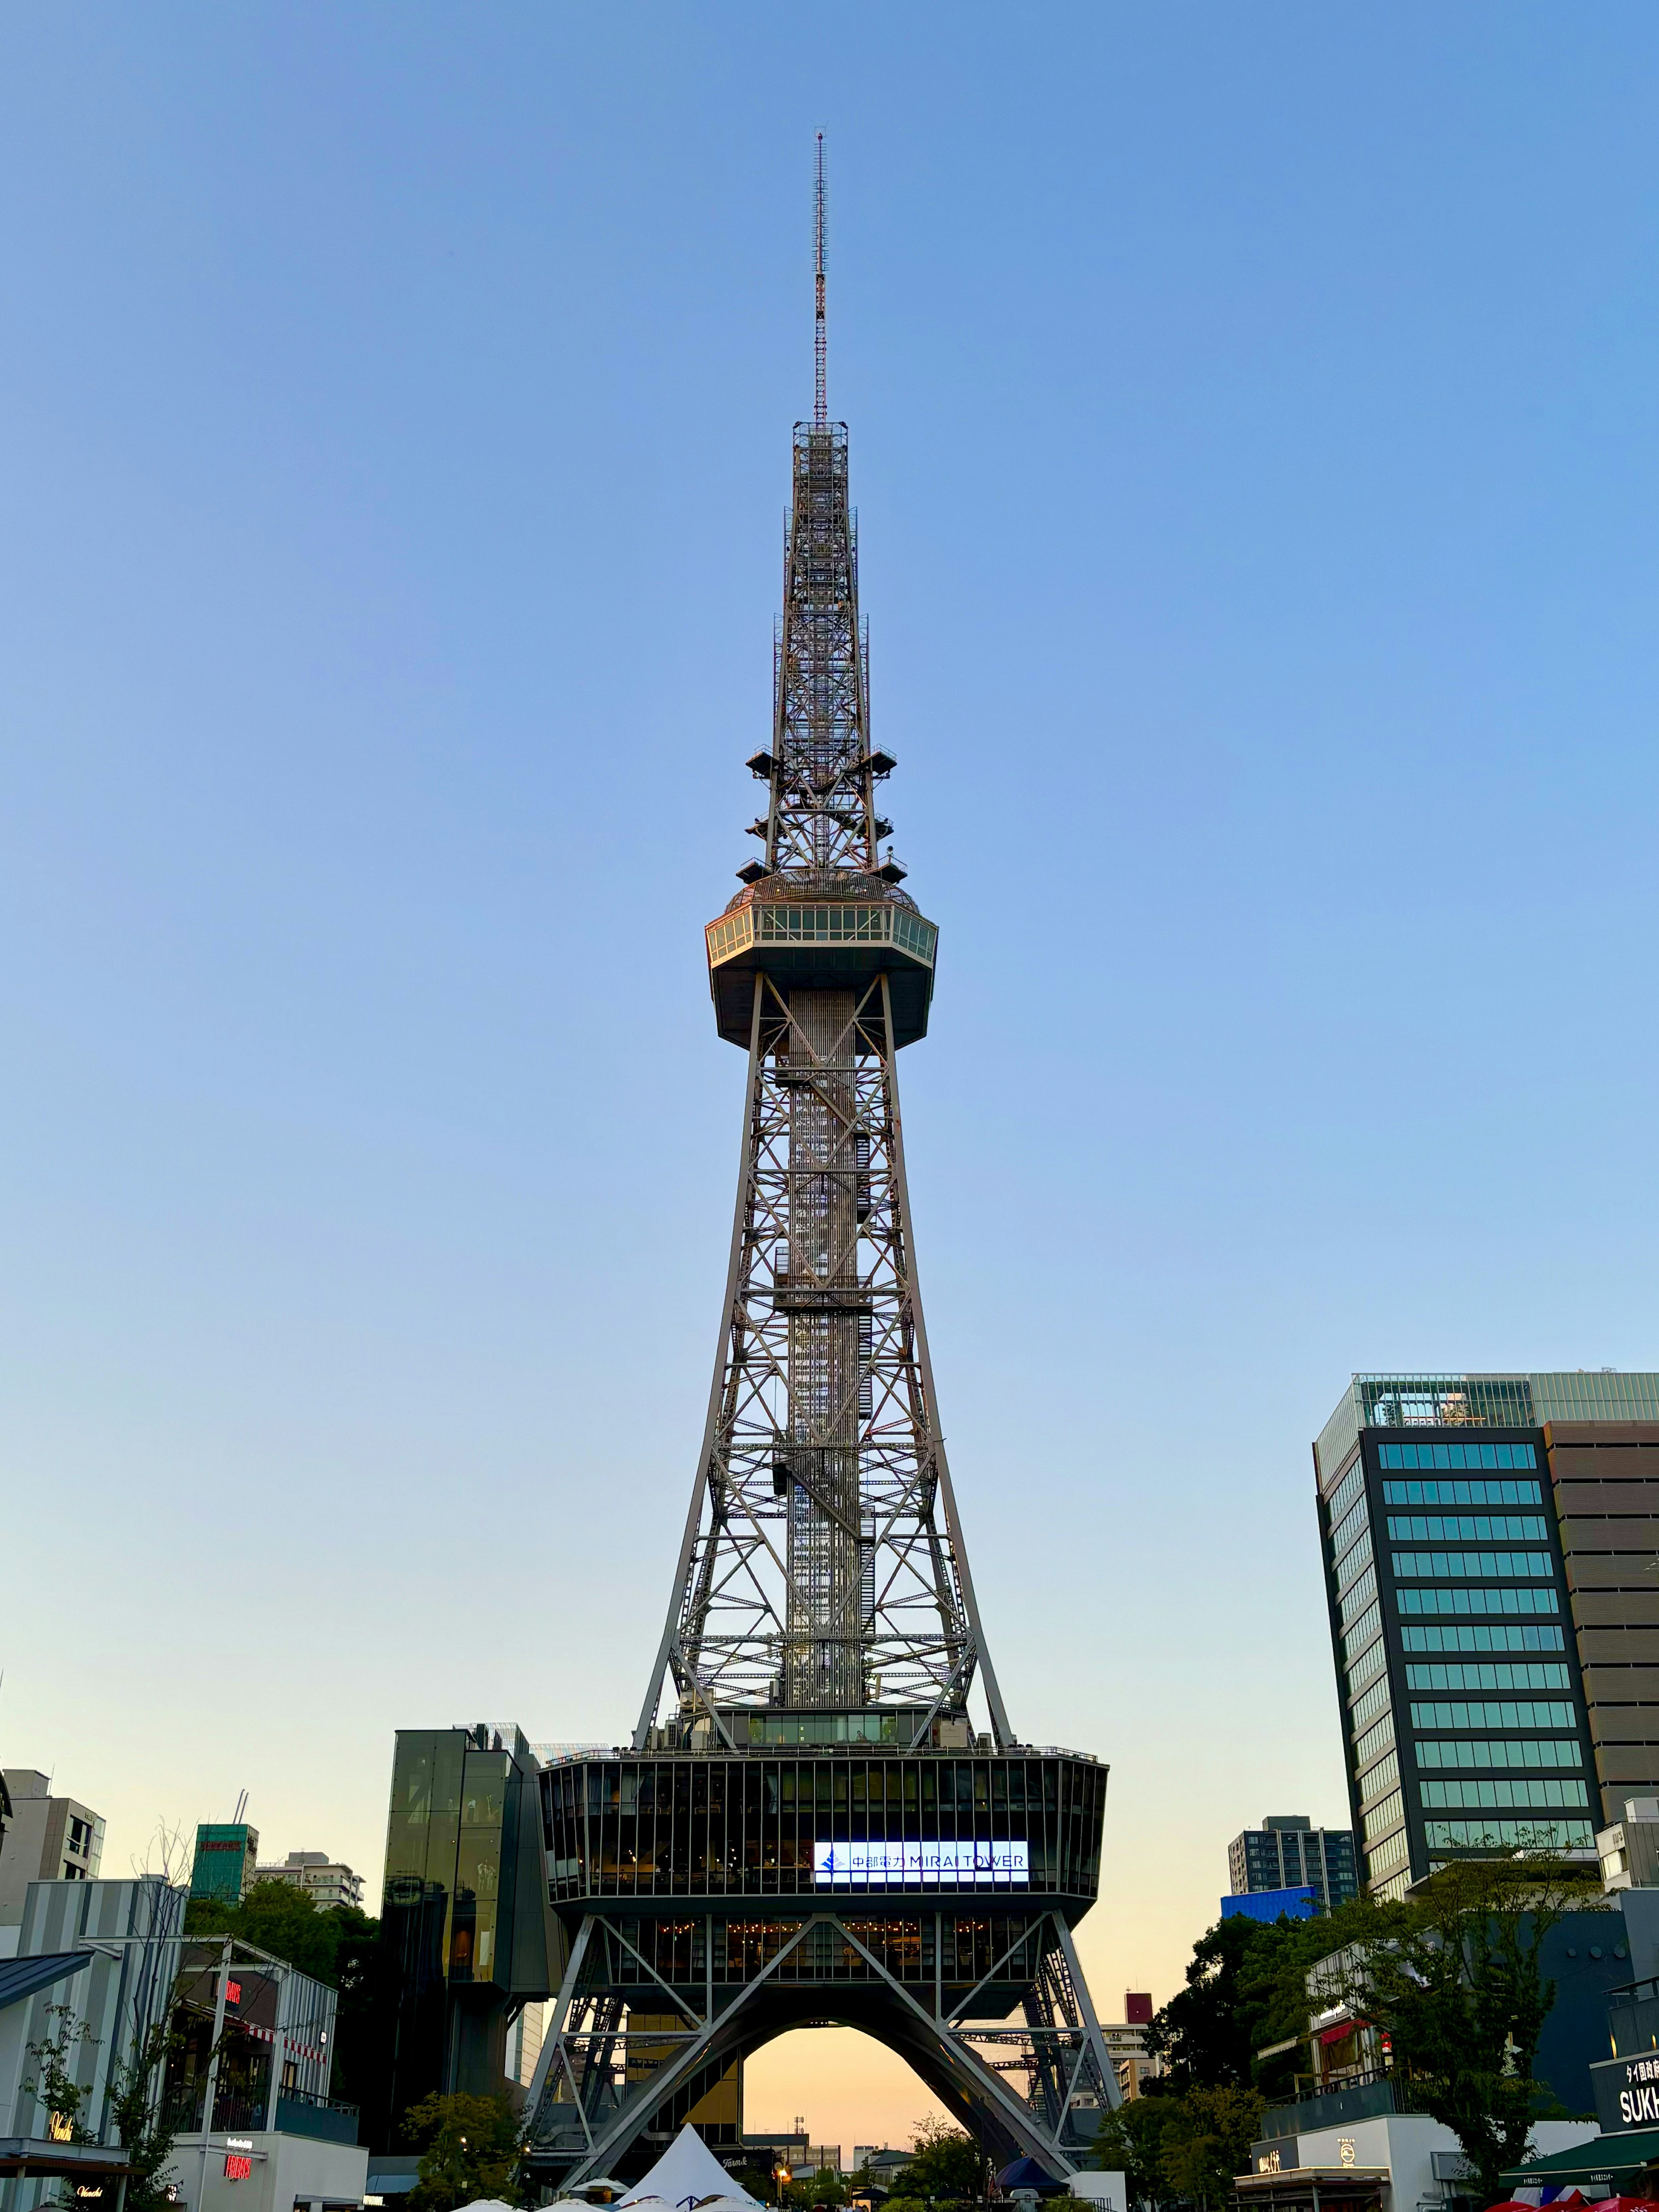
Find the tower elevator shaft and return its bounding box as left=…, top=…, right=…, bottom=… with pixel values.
left=783, top=985, right=865, bottom=1707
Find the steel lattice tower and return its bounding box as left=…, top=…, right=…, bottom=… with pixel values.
left=524, top=147, right=1118, bottom=2190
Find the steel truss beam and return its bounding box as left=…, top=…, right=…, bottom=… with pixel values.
left=523, top=1907, right=1119, bottom=2187
left=635, top=970, right=1008, bottom=1742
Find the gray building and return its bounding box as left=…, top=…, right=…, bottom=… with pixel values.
left=0, top=1771, right=105, bottom=1924
left=1227, top=1817, right=1357, bottom=1910
left=1316, top=1371, right=1659, bottom=1898
left=0, top=1877, right=366, bottom=2212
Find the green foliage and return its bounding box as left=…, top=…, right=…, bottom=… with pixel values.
left=784, top=2170, right=846, bottom=2207
left=1320, top=1855, right=1603, bottom=2212
left=105, top=2018, right=188, bottom=2212
left=731, top=2172, right=775, bottom=2203
left=402, top=2089, right=523, bottom=2211
left=878, top=2198, right=927, bottom=2212
left=184, top=1881, right=376, bottom=1986
left=1155, top=2086, right=1264, bottom=2210
left=22, top=2005, right=99, bottom=2144
left=1094, top=2094, right=1176, bottom=2207
left=1096, top=2085, right=1263, bottom=2211
left=896, top=2116, right=984, bottom=2202
left=1143, top=1853, right=1605, bottom=2212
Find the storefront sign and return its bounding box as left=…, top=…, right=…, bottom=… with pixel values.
left=1591, top=2050, right=1659, bottom=2133
left=813, top=1840, right=1029, bottom=1886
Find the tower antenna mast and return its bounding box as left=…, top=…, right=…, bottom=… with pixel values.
left=814, top=132, right=827, bottom=426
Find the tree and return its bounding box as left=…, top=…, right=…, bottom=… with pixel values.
left=1323, top=1854, right=1602, bottom=2212
left=105, top=2017, right=188, bottom=2212
left=1096, top=2085, right=1263, bottom=2212
left=22, top=2005, right=99, bottom=2144
left=1144, top=1916, right=1287, bottom=2091
left=1145, top=1898, right=1398, bottom=2100
left=185, top=1881, right=376, bottom=1986
left=784, top=2171, right=846, bottom=2207
left=1154, top=2086, right=1263, bottom=2211
left=899, top=2117, right=983, bottom=2202
left=1094, top=2094, right=1176, bottom=2209
left=402, top=2089, right=522, bottom=2211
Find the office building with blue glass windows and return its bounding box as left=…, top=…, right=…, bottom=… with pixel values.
left=1315, top=1373, right=1659, bottom=1900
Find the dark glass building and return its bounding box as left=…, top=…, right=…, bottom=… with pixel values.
left=370, top=1723, right=556, bottom=2150
left=1316, top=1375, right=1616, bottom=1899
left=1226, top=1816, right=1356, bottom=1910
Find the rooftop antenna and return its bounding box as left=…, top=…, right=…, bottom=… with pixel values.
left=814, top=132, right=827, bottom=426
left=232, top=1788, right=248, bottom=1825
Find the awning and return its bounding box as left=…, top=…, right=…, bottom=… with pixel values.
left=1233, top=2166, right=1389, bottom=2205
left=0, top=1954, right=94, bottom=2014
left=1505, top=2131, right=1659, bottom=2184
left=0, top=2139, right=132, bottom=2181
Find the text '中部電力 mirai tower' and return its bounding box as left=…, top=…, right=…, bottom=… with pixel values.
left=523, top=144, right=1119, bottom=2189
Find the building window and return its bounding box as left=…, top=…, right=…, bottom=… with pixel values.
left=1415, top=1739, right=1583, bottom=1771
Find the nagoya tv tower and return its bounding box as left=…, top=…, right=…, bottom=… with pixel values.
left=524, top=144, right=1118, bottom=2188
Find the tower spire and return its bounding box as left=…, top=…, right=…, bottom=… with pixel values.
left=814, top=132, right=827, bottom=426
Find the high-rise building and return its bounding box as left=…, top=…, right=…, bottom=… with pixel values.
left=1316, top=1371, right=1659, bottom=1898
left=190, top=1820, right=260, bottom=1904
left=0, top=1770, right=105, bottom=1923
left=254, top=1849, right=365, bottom=1911
left=1226, top=1816, right=1357, bottom=1910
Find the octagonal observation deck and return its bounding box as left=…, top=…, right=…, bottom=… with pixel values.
left=705, top=872, right=938, bottom=1048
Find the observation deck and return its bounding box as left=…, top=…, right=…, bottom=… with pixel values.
left=705, top=872, right=938, bottom=1048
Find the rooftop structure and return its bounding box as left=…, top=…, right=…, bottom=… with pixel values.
left=519, top=148, right=1116, bottom=2193
left=1316, top=1372, right=1659, bottom=1487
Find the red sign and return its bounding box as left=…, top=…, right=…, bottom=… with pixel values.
left=224, top=2156, right=252, bottom=2182
left=224, top=1980, right=242, bottom=2006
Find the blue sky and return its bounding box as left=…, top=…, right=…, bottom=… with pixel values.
left=5, top=1, right=1659, bottom=2152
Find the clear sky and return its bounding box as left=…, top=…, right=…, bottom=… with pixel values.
left=5, top=0, right=1659, bottom=2160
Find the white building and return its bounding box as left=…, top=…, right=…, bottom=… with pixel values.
left=251, top=1853, right=364, bottom=1913
left=1599, top=1797, right=1659, bottom=1891
left=1238, top=2113, right=1599, bottom=2212
left=506, top=2000, right=545, bottom=2089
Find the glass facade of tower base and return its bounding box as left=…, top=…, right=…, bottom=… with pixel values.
left=538, top=1750, right=1105, bottom=1910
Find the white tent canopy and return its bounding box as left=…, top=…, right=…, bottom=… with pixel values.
left=615, top=2123, right=762, bottom=2210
